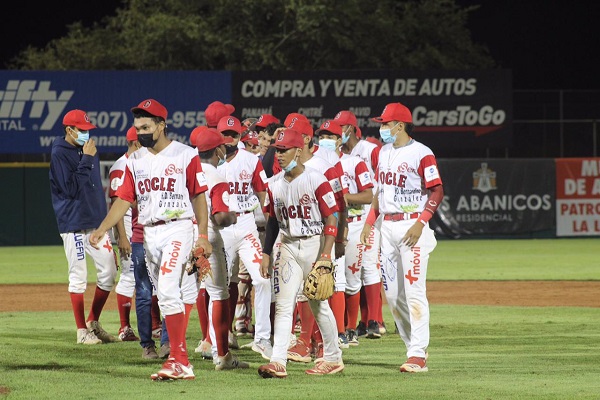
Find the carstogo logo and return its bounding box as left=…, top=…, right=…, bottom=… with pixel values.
left=165, top=164, right=183, bottom=176
left=0, top=80, right=73, bottom=130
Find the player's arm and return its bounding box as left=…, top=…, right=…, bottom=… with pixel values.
left=402, top=184, right=444, bottom=247
left=192, top=193, right=212, bottom=257
left=260, top=188, right=279, bottom=279
left=360, top=189, right=380, bottom=247
left=210, top=182, right=237, bottom=228
left=110, top=196, right=131, bottom=259
left=321, top=213, right=338, bottom=262
left=90, top=198, right=132, bottom=249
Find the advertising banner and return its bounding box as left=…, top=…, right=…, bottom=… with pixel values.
left=434, top=159, right=555, bottom=237
left=555, top=158, right=600, bottom=236
left=232, top=69, right=512, bottom=150
left=0, top=71, right=231, bottom=154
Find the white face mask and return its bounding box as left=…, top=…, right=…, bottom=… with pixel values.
left=341, top=127, right=351, bottom=144
left=216, top=147, right=226, bottom=166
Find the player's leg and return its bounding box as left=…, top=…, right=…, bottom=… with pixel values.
left=131, top=241, right=157, bottom=357
left=115, top=254, right=138, bottom=341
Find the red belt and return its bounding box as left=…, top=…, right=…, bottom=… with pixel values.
left=147, top=218, right=179, bottom=227
left=347, top=215, right=363, bottom=223
left=383, top=212, right=420, bottom=222
left=235, top=210, right=253, bottom=217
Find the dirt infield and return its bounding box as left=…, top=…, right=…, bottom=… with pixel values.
left=1, top=281, right=598, bottom=312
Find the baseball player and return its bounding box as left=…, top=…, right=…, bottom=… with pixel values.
left=108, top=126, right=140, bottom=342
left=258, top=128, right=344, bottom=378
left=335, top=110, right=385, bottom=340
left=284, top=116, right=348, bottom=362
left=49, top=109, right=118, bottom=345
left=205, top=100, right=235, bottom=128
left=314, top=120, right=375, bottom=348
left=90, top=99, right=212, bottom=381
left=216, top=115, right=273, bottom=360
left=193, top=127, right=250, bottom=370
left=360, top=102, right=443, bottom=373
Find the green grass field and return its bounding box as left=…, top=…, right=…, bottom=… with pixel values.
left=1, top=239, right=599, bottom=399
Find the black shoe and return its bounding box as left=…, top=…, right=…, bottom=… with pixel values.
left=367, top=320, right=382, bottom=339
left=346, top=329, right=359, bottom=346
left=356, top=321, right=368, bottom=337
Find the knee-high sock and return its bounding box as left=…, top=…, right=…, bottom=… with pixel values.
left=344, top=292, right=360, bottom=331
left=298, top=301, right=314, bottom=345
left=363, top=282, right=380, bottom=323
left=117, top=294, right=132, bottom=328
left=196, top=288, right=209, bottom=340
left=87, top=286, right=110, bottom=322
left=70, top=292, right=86, bottom=329
left=328, top=291, right=345, bottom=334
left=165, top=312, right=188, bottom=364
left=184, top=303, right=194, bottom=334
left=212, top=299, right=229, bottom=357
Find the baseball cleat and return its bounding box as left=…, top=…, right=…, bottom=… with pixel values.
left=118, top=326, right=139, bottom=342
left=142, top=346, right=159, bottom=359
left=251, top=338, right=273, bottom=360
left=214, top=352, right=250, bottom=370
left=151, top=358, right=195, bottom=380
left=194, top=339, right=213, bottom=359
left=77, top=328, right=102, bottom=345
left=400, top=356, right=428, bottom=373
left=287, top=339, right=311, bottom=363
left=86, top=320, right=118, bottom=343
left=366, top=320, right=382, bottom=339
left=338, top=332, right=349, bottom=349
left=305, top=360, right=344, bottom=375
left=258, top=362, right=288, bottom=379
left=346, top=329, right=359, bottom=346
left=356, top=321, right=368, bottom=337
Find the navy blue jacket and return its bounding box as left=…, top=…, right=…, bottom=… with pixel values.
left=49, top=137, right=107, bottom=233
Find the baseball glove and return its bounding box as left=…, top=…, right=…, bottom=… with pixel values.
left=186, top=247, right=212, bottom=281
left=302, top=259, right=335, bottom=301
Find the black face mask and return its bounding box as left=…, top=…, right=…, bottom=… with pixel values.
left=225, top=144, right=238, bottom=155
left=138, top=133, right=157, bottom=148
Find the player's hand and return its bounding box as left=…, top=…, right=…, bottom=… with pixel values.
left=196, top=235, right=213, bottom=258
left=89, top=229, right=105, bottom=249
left=260, top=254, right=272, bottom=279
left=118, top=235, right=131, bottom=260
left=360, top=224, right=372, bottom=247
left=334, top=240, right=346, bottom=259
left=83, top=138, right=97, bottom=157
left=401, top=222, right=424, bottom=248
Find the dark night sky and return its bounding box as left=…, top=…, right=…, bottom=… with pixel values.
left=2, top=0, right=600, bottom=90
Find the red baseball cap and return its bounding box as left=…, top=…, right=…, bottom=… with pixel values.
left=356, top=126, right=362, bottom=139
left=334, top=110, right=358, bottom=128
left=371, top=102, right=413, bottom=123
left=241, top=129, right=259, bottom=145
left=270, top=129, right=304, bottom=150
left=190, top=125, right=209, bottom=147
left=315, top=120, right=343, bottom=136
left=255, top=114, right=281, bottom=129
left=287, top=118, right=313, bottom=138
left=131, top=99, right=168, bottom=120
left=194, top=127, right=233, bottom=151
left=284, top=112, right=310, bottom=127
left=126, top=126, right=138, bottom=141
left=205, top=101, right=235, bottom=127
left=217, top=115, right=244, bottom=135
left=62, top=109, right=96, bottom=130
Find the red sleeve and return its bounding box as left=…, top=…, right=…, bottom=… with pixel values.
left=186, top=155, right=208, bottom=197
left=252, top=159, right=268, bottom=192
left=324, top=166, right=345, bottom=212
left=315, top=181, right=339, bottom=218
left=210, top=182, right=230, bottom=214
left=273, top=157, right=281, bottom=175
left=264, top=188, right=276, bottom=217
left=418, top=155, right=443, bottom=188
left=335, top=162, right=349, bottom=194
left=354, top=160, right=374, bottom=192
left=370, top=146, right=380, bottom=171
left=108, top=169, right=124, bottom=198
left=116, top=166, right=136, bottom=203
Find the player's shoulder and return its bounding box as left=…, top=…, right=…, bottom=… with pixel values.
left=201, top=163, right=226, bottom=185
left=411, top=140, right=435, bottom=156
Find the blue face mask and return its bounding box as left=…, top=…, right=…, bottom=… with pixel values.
left=379, top=122, right=399, bottom=144
left=217, top=148, right=226, bottom=166
left=341, top=128, right=350, bottom=144
left=283, top=159, right=297, bottom=173
left=318, top=138, right=338, bottom=152
left=71, top=129, right=89, bottom=146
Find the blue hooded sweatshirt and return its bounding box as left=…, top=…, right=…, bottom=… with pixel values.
left=49, top=136, right=107, bottom=233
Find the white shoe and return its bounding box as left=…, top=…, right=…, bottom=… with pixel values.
left=86, top=320, right=117, bottom=343
left=251, top=338, right=273, bottom=360
left=214, top=352, right=250, bottom=370
left=194, top=339, right=213, bottom=359
left=228, top=331, right=239, bottom=350
left=77, top=328, right=102, bottom=345
left=288, top=332, right=298, bottom=349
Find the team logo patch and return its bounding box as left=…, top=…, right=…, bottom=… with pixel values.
left=227, top=117, right=235, bottom=127
left=358, top=171, right=372, bottom=187
left=322, top=192, right=336, bottom=208
left=424, top=165, right=440, bottom=182
left=239, top=170, right=252, bottom=180
left=277, top=131, right=285, bottom=142
left=143, top=100, right=152, bottom=109
left=110, top=177, right=122, bottom=191
left=196, top=171, right=207, bottom=187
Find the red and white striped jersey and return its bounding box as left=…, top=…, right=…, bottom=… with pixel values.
left=339, top=153, right=374, bottom=217
left=201, top=163, right=231, bottom=233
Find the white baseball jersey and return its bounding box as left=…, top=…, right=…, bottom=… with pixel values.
left=116, top=141, right=208, bottom=224
left=109, top=153, right=133, bottom=230
left=339, top=153, right=373, bottom=217
left=304, top=155, right=347, bottom=213
left=265, top=168, right=339, bottom=238
left=217, top=148, right=268, bottom=212
left=201, top=163, right=231, bottom=233
left=376, top=140, right=442, bottom=214
left=350, top=139, right=380, bottom=191
left=315, top=145, right=351, bottom=198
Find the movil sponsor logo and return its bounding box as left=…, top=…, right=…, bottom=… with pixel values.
left=0, top=80, right=72, bottom=131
